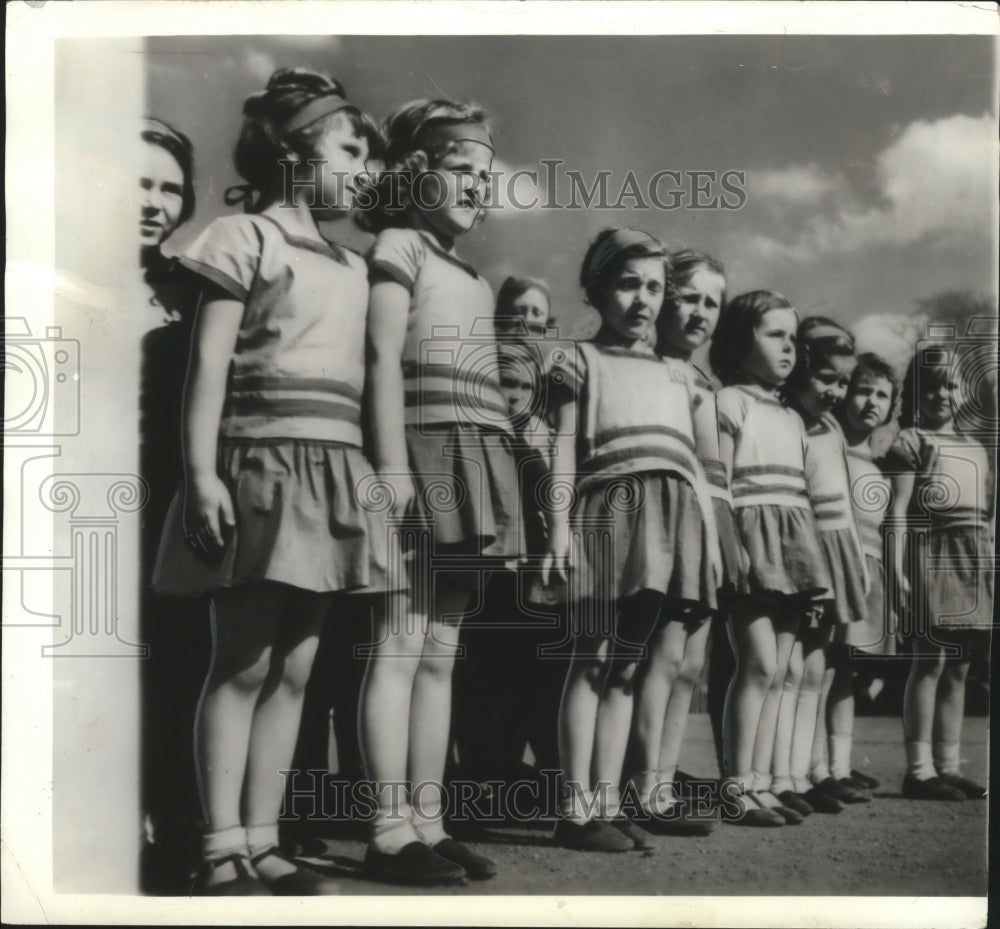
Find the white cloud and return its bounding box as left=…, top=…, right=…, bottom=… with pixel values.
left=852, top=312, right=930, bottom=378
left=752, top=163, right=842, bottom=204
left=749, top=113, right=998, bottom=260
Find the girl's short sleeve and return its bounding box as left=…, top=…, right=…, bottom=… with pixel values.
left=716, top=387, right=747, bottom=438
left=179, top=215, right=263, bottom=301
left=883, top=427, right=924, bottom=473
left=367, top=228, right=426, bottom=292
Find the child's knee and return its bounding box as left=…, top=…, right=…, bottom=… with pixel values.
left=741, top=652, right=777, bottom=687
left=227, top=648, right=273, bottom=693
left=677, top=654, right=705, bottom=689
left=606, top=659, right=639, bottom=693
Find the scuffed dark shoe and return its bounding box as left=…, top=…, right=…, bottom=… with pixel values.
left=432, top=838, right=497, bottom=879
left=776, top=790, right=814, bottom=817
left=938, top=773, right=987, bottom=799
left=363, top=841, right=468, bottom=885
left=552, top=817, right=635, bottom=852
left=901, top=775, right=966, bottom=802
left=803, top=786, right=844, bottom=814
left=816, top=776, right=870, bottom=804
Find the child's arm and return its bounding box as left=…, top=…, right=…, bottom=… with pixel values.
left=539, top=398, right=576, bottom=587
left=181, top=286, right=242, bottom=553
left=366, top=277, right=414, bottom=516
left=886, top=470, right=915, bottom=604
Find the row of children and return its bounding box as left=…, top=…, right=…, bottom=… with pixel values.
left=142, top=67, right=993, bottom=894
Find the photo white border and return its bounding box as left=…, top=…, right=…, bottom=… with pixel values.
left=3, top=2, right=995, bottom=926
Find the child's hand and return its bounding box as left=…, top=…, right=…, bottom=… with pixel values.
left=183, top=475, right=236, bottom=555
left=378, top=470, right=416, bottom=519
left=540, top=523, right=570, bottom=588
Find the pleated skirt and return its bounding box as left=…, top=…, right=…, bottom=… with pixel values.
left=567, top=471, right=716, bottom=612
left=818, top=527, right=869, bottom=626
left=152, top=439, right=402, bottom=597
left=838, top=554, right=897, bottom=655
left=909, top=525, right=995, bottom=629
left=734, top=504, right=833, bottom=606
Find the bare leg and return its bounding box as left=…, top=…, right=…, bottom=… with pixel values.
left=243, top=588, right=332, bottom=879
left=656, top=617, right=712, bottom=792
left=357, top=591, right=424, bottom=851
left=409, top=580, right=473, bottom=842
left=772, top=637, right=803, bottom=793
left=722, top=604, right=779, bottom=787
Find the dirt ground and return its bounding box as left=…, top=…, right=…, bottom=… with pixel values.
left=280, top=715, right=989, bottom=898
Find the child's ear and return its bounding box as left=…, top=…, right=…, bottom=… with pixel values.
left=408, top=149, right=430, bottom=173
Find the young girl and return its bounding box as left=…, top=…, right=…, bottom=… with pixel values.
left=152, top=69, right=384, bottom=895
left=543, top=229, right=719, bottom=851
left=711, top=292, right=833, bottom=827
left=831, top=352, right=900, bottom=790
left=357, top=98, right=518, bottom=883
left=775, top=318, right=871, bottom=817
left=631, top=248, right=737, bottom=833
left=495, top=275, right=554, bottom=341
left=885, top=343, right=994, bottom=800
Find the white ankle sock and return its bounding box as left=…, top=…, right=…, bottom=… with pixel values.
left=809, top=758, right=832, bottom=785
left=597, top=785, right=622, bottom=820
left=905, top=740, right=936, bottom=781
left=750, top=770, right=772, bottom=792
left=202, top=825, right=248, bottom=861
left=933, top=740, right=961, bottom=777
left=246, top=822, right=296, bottom=880
left=559, top=790, right=594, bottom=825
left=771, top=775, right=794, bottom=794
left=829, top=734, right=853, bottom=781
left=372, top=803, right=420, bottom=853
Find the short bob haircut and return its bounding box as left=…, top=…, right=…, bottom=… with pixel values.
left=708, top=289, right=797, bottom=386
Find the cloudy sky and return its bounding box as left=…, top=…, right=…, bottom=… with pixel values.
left=145, top=34, right=997, bottom=339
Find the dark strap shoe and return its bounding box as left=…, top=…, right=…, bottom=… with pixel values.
left=802, top=786, right=844, bottom=814
left=250, top=847, right=340, bottom=895
left=191, top=853, right=271, bottom=896
left=776, top=790, right=814, bottom=817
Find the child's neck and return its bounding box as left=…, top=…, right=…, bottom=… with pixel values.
left=413, top=213, right=456, bottom=252
left=264, top=199, right=333, bottom=245
left=594, top=322, right=651, bottom=353
left=659, top=343, right=692, bottom=362
left=842, top=423, right=874, bottom=448
left=738, top=372, right=782, bottom=398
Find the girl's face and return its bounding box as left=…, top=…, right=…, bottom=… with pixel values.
left=498, top=358, right=536, bottom=426
left=844, top=371, right=893, bottom=438
left=416, top=139, right=493, bottom=240
left=919, top=370, right=961, bottom=427
left=310, top=114, right=370, bottom=216
left=659, top=267, right=725, bottom=356
left=797, top=353, right=857, bottom=420
left=598, top=257, right=666, bottom=344
left=140, top=141, right=185, bottom=247
left=512, top=287, right=550, bottom=331
left=742, top=307, right=797, bottom=386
